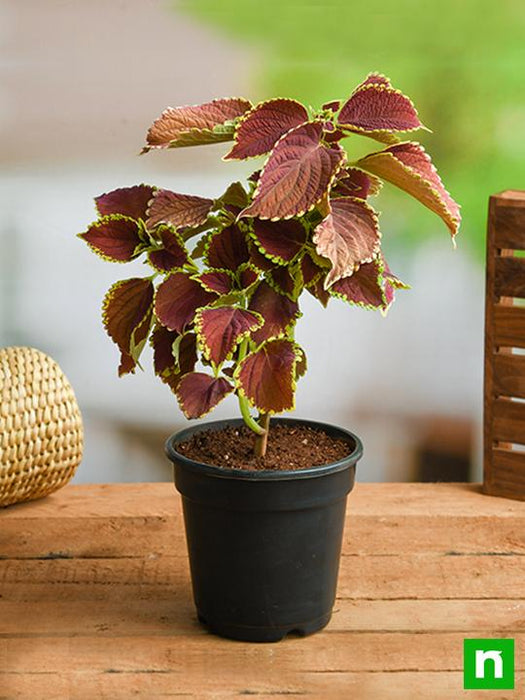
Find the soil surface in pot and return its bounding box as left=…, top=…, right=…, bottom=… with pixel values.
left=177, top=424, right=350, bottom=471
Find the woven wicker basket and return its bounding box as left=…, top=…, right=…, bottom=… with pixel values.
left=0, top=347, right=84, bottom=507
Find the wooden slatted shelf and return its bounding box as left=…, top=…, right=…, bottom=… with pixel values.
left=484, top=190, right=525, bottom=500
left=1, top=483, right=525, bottom=699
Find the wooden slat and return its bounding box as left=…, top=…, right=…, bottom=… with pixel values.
left=489, top=447, right=525, bottom=501
left=493, top=304, right=525, bottom=348
left=493, top=191, right=525, bottom=250
left=493, top=352, right=525, bottom=398
left=2, top=598, right=525, bottom=636
left=2, top=553, right=525, bottom=601
left=2, top=671, right=525, bottom=700
left=493, top=397, right=525, bottom=444
left=3, top=484, right=525, bottom=558
left=2, top=633, right=524, bottom=674
left=494, top=255, right=525, bottom=298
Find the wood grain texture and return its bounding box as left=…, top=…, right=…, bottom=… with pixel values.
left=493, top=353, right=525, bottom=399
left=1, top=483, right=525, bottom=698
left=484, top=190, right=525, bottom=500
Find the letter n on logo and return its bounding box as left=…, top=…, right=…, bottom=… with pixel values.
left=464, top=639, right=514, bottom=690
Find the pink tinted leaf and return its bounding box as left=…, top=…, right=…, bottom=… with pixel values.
left=79, top=215, right=144, bottom=262
left=146, top=190, right=214, bottom=230
left=251, top=218, right=307, bottom=265
left=330, top=259, right=387, bottom=310
left=143, top=97, right=252, bottom=151
left=155, top=272, right=216, bottom=333
left=313, top=197, right=381, bottom=288
left=338, top=81, right=424, bottom=135
left=225, top=98, right=309, bottom=160
left=332, top=167, right=382, bottom=199
left=195, top=269, right=234, bottom=295
left=102, top=278, right=154, bottom=373
left=235, top=338, right=298, bottom=414
left=148, top=225, right=189, bottom=272
left=95, top=185, right=155, bottom=220
left=240, top=122, right=345, bottom=220
left=382, top=257, right=410, bottom=307
left=356, top=141, right=461, bottom=238
left=248, top=281, right=301, bottom=344
left=205, top=224, right=250, bottom=271
left=176, top=372, right=234, bottom=419
left=196, top=306, right=263, bottom=365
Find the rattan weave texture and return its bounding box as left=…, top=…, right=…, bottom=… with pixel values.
left=0, top=347, right=83, bottom=507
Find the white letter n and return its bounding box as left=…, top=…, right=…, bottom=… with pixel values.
left=475, top=649, right=503, bottom=679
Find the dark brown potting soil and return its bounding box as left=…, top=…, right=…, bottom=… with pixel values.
left=176, top=424, right=351, bottom=471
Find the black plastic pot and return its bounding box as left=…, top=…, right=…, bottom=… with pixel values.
left=165, top=417, right=362, bottom=642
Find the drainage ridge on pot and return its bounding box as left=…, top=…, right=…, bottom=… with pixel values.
left=166, top=417, right=363, bottom=643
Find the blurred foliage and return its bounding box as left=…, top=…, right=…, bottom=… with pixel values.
left=178, top=0, right=524, bottom=259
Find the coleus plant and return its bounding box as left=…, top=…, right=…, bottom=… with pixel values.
left=79, top=73, right=460, bottom=457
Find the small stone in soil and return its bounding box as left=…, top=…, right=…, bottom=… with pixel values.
left=177, top=424, right=352, bottom=471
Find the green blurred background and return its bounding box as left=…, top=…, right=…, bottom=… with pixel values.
left=180, top=0, right=525, bottom=257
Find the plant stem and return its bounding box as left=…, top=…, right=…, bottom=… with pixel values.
left=254, top=413, right=270, bottom=458
left=237, top=338, right=266, bottom=436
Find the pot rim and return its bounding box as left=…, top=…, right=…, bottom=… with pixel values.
left=165, top=417, right=363, bottom=481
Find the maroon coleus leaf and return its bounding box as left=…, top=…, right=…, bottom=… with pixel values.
left=355, top=73, right=392, bottom=90
left=151, top=326, right=198, bottom=390
left=329, top=259, right=387, bottom=310
left=332, top=167, right=382, bottom=199
left=306, top=277, right=330, bottom=307
left=356, top=141, right=461, bottom=238
left=338, top=75, right=424, bottom=137
left=313, top=196, right=381, bottom=288
left=196, top=306, right=263, bottom=365
left=148, top=225, right=189, bottom=272
left=300, top=253, right=325, bottom=287
left=146, top=190, right=214, bottom=230
left=204, top=224, right=250, bottom=271
left=295, top=345, right=307, bottom=379
left=79, top=215, right=144, bottom=262
left=248, top=281, right=300, bottom=345
left=322, top=100, right=341, bottom=112
left=224, top=98, right=309, bottom=160
left=155, top=272, right=216, bottom=333
left=95, top=185, right=155, bottom=220
left=143, top=97, right=252, bottom=152
left=251, top=218, right=307, bottom=265
left=240, top=122, right=345, bottom=220
left=217, top=181, right=249, bottom=210
left=195, top=269, right=234, bottom=295
left=249, top=242, right=274, bottom=272
left=102, top=278, right=154, bottom=376
left=237, top=264, right=259, bottom=290
left=176, top=372, right=234, bottom=419
left=151, top=325, right=178, bottom=376
left=267, top=265, right=302, bottom=301
left=235, top=338, right=299, bottom=414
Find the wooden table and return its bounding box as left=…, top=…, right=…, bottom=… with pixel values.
left=1, top=483, right=524, bottom=699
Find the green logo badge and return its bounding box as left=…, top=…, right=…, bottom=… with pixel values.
left=464, top=639, right=514, bottom=690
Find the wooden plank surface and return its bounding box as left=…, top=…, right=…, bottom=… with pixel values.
left=493, top=353, right=525, bottom=399
left=1, top=483, right=525, bottom=699
left=493, top=305, right=525, bottom=349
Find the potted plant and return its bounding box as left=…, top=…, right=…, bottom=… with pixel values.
left=79, top=73, right=460, bottom=642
